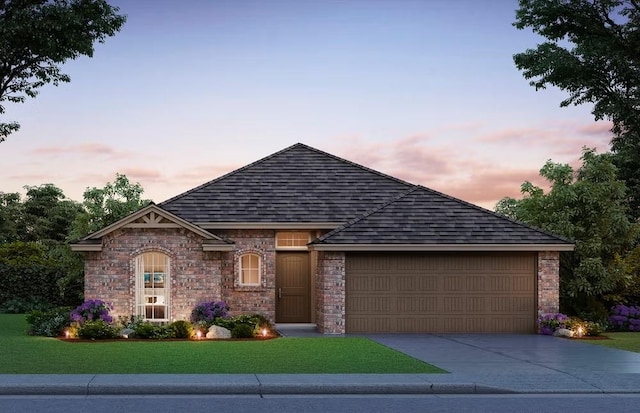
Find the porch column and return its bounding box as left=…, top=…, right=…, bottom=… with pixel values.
left=537, top=251, right=560, bottom=315
left=315, top=251, right=346, bottom=334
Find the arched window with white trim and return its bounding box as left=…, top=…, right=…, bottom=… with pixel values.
left=239, top=253, right=261, bottom=286
left=135, top=252, right=170, bottom=321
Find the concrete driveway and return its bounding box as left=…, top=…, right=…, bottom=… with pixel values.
left=366, top=333, right=640, bottom=393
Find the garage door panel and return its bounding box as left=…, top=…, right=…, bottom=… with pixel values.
left=346, top=253, right=536, bottom=333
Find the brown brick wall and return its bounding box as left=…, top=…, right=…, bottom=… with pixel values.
left=84, top=227, right=222, bottom=321
left=216, top=229, right=276, bottom=322
left=315, top=251, right=346, bottom=334
left=537, top=251, right=560, bottom=315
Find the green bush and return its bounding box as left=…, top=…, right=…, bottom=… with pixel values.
left=77, top=320, right=118, bottom=339
left=1, top=297, right=51, bottom=313
left=231, top=323, right=254, bottom=338
left=169, top=320, right=193, bottom=339
left=133, top=321, right=172, bottom=339
left=25, top=307, right=72, bottom=337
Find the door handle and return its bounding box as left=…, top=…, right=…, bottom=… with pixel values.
left=278, top=288, right=282, bottom=299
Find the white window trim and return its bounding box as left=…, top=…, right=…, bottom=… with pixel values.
left=238, top=252, right=261, bottom=286
left=135, top=252, right=170, bottom=322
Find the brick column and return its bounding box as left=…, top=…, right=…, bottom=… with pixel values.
left=315, top=251, right=346, bottom=334
left=538, top=251, right=560, bottom=315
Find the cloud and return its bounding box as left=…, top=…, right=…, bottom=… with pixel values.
left=331, top=134, right=456, bottom=184
left=30, top=142, right=132, bottom=158
left=119, top=167, right=164, bottom=181
left=578, top=121, right=613, bottom=136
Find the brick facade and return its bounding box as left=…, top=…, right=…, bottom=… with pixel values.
left=537, top=251, right=560, bottom=315
left=84, top=227, right=222, bottom=321
left=83, top=227, right=277, bottom=323
left=82, top=227, right=562, bottom=332
left=216, top=229, right=276, bottom=322
left=315, top=251, right=346, bottom=334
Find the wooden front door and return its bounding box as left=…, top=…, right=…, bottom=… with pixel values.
left=276, top=252, right=311, bottom=323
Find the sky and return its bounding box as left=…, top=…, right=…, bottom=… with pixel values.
left=0, top=0, right=613, bottom=210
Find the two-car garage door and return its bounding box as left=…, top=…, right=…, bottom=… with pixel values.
left=345, top=252, right=537, bottom=333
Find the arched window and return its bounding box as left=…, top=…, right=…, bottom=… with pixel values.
left=239, top=253, right=260, bottom=286
left=135, top=252, right=170, bottom=321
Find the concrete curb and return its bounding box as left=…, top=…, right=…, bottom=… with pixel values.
left=0, top=374, right=514, bottom=396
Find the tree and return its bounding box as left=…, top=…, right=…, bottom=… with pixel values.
left=70, top=173, right=150, bottom=239
left=0, top=0, right=126, bottom=143
left=0, top=191, right=21, bottom=243
left=513, top=0, right=640, bottom=219
left=496, top=148, right=639, bottom=315
left=21, top=184, right=83, bottom=243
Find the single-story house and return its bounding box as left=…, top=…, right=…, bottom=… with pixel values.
left=71, top=143, right=573, bottom=334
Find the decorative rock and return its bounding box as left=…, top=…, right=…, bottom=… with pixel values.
left=206, top=325, right=231, bottom=339
left=553, top=328, right=574, bottom=338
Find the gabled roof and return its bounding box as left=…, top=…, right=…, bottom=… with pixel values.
left=309, top=186, right=574, bottom=251
left=159, top=143, right=414, bottom=227
left=70, top=204, right=234, bottom=252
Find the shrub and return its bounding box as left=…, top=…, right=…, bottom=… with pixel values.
left=537, top=313, right=570, bottom=335
left=71, top=299, right=113, bottom=324
left=609, top=304, right=640, bottom=331
left=77, top=320, right=118, bottom=339
left=190, top=301, right=229, bottom=328
left=0, top=297, right=51, bottom=313
left=133, top=321, right=172, bottom=339
left=25, top=307, right=72, bottom=337
left=214, top=313, right=272, bottom=337
left=231, top=324, right=254, bottom=338
left=169, top=320, right=193, bottom=339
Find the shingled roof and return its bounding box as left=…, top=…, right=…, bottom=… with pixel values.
left=309, top=186, right=574, bottom=251
left=160, top=143, right=414, bottom=227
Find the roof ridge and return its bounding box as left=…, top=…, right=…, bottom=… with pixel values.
left=412, top=184, right=575, bottom=243
left=312, top=186, right=419, bottom=244
left=159, top=143, right=305, bottom=205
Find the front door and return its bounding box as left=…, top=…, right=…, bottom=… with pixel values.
left=276, top=252, right=311, bottom=323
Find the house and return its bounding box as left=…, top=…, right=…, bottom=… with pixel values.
left=71, top=143, right=573, bottom=334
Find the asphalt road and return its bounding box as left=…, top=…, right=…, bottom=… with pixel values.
left=1, top=394, right=640, bottom=413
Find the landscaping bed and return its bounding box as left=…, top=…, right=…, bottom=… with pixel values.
left=0, top=314, right=445, bottom=374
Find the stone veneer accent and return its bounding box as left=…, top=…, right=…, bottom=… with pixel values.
left=84, top=227, right=222, bottom=321
left=315, top=251, right=346, bottom=334
left=216, top=229, right=276, bottom=322
left=537, top=251, right=560, bottom=315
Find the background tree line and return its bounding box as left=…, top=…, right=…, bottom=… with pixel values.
left=0, top=174, right=148, bottom=312
left=497, top=0, right=640, bottom=320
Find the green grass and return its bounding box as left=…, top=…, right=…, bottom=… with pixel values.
left=0, top=315, right=445, bottom=374
left=586, top=332, right=640, bottom=353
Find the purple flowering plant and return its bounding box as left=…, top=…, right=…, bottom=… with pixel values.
left=70, top=299, right=114, bottom=325
left=609, top=304, right=640, bottom=332
left=537, top=313, right=570, bottom=335
left=190, top=301, right=229, bottom=328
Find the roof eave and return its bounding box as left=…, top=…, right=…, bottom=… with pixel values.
left=308, top=243, right=575, bottom=252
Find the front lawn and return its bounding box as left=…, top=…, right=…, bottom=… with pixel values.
left=586, top=332, right=640, bottom=353
left=0, top=315, right=445, bottom=374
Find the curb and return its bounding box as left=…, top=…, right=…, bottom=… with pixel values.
left=0, top=374, right=514, bottom=396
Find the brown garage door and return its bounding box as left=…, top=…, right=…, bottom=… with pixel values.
left=346, top=252, right=536, bottom=333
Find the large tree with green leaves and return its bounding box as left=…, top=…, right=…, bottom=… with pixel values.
left=0, top=0, right=126, bottom=143
left=70, top=173, right=150, bottom=239
left=496, top=148, right=639, bottom=315
left=513, top=0, right=640, bottom=219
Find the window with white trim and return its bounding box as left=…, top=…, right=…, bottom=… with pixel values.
left=135, top=252, right=170, bottom=321
left=239, top=253, right=260, bottom=286
left=276, top=232, right=310, bottom=250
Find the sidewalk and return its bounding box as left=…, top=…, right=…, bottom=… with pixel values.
left=1, top=325, right=640, bottom=395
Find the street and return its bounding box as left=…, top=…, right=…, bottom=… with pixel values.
left=1, top=394, right=639, bottom=413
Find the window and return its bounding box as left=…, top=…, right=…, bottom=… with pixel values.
left=135, top=252, right=170, bottom=320
left=239, top=253, right=260, bottom=285
left=276, top=232, right=310, bottom=249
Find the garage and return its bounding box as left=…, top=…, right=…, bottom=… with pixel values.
left=345, top=252, right=537, bottom=334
